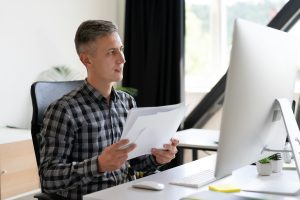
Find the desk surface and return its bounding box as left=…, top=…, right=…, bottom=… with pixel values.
left=0, top=128, right=31, bottom=144
left=84, top=155, right=300, bottom=200
left=175, top=129, right=219, bottom=150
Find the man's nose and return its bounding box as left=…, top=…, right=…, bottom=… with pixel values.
left=117, top=52, right=126, bottom=64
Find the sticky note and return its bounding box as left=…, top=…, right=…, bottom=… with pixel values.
left=209, top=184, right=241, bottom=193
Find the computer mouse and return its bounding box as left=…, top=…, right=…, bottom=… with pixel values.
left=132, top=181, right=165, bottom=191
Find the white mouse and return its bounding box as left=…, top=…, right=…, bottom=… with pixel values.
left=132, top=181, right=165, bottom=191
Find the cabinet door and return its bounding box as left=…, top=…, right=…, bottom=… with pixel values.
left=0, top=140, right=40, bottom=199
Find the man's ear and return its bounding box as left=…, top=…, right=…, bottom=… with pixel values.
left=80, top=52, right=92, bottom=67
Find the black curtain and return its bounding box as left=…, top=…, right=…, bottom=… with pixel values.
left=123, top=0, right=185, bottom=107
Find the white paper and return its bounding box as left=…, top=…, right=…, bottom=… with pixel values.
left=122, top=103, right=184, bottom=138
left=120, top=103, right=186, bottom=160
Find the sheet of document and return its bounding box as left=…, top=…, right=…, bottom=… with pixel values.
left=120, top=103, right=186, bottom=160
left=122, top=103, right=184, bottom=138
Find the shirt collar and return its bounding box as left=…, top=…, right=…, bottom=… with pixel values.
left=83, top=80, right=120, bottom=103
left=111, top=87, right=120, bottom=102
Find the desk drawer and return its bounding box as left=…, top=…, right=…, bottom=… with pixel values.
left=0, top=140, right=40, bottom=199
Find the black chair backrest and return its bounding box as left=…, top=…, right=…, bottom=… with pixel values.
left=30, top=80, right=84, bottom=167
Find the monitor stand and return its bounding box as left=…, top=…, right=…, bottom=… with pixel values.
left=243, top=98, right=300, bottom=195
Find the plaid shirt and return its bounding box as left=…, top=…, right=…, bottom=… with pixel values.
left=39, top=81, right=160, bottom=200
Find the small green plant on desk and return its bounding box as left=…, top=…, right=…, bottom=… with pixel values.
left=268, top=153, right=283, bottom=173
left=256, top=157, right=272, bottom=176
left=257, top=153, right=283, bottom=175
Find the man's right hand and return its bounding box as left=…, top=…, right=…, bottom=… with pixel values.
left=97, top=139, right=136, bottom=172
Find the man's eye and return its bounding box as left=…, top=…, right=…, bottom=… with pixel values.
left=108, top=50, right=115, bottom=55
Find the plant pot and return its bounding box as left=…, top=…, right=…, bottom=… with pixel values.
left=271, top=159, right=283, bottom=173
left=256, top=162, right=272, bottom=176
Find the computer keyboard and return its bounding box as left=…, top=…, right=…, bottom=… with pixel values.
left=169, top=169, right=216, bottom=188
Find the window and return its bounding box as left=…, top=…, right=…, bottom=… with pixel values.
left=289, top=20, right=300, bottom=92
left=185, top=0, right=289, bottom=113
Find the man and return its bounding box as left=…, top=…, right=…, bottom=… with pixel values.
left=39, top=20, right=179, bottom=200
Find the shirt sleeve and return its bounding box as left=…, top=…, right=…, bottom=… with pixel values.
left=129, top=154, right=162, bottom=173
left=128, top=94, right=137, bottom=109
left=39, top=102, right=102, bottom=193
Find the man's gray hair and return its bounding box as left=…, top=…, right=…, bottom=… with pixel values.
left=74, top=20, right=118, bottom=55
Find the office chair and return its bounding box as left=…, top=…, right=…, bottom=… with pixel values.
left=30, top=80, right=84, bottom=200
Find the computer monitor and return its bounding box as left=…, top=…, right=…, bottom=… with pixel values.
left=215, top=18, right=300, bottom=182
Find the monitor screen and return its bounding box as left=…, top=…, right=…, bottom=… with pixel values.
left=215, top=18, right=300, bottom=179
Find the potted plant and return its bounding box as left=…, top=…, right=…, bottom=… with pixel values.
left=38, top=66, right=138, bottom=97
left=269, top=153, right=283, bottom=173
left=37, top=65, right=85, bottom=81
left=256, top=157, right=272, bottom=176
left=116, top=86, right=138, bottom=97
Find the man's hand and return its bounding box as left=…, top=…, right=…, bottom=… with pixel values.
left=98, top=139, right=136, bottom=172
left=151, top=138, right=179, bottom=165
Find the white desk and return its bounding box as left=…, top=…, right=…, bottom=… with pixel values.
left=175, top=128, right=219, bottom=150
left=175, top=128, right=219, bottom=162
left=83, top=155, right=300, bottom=200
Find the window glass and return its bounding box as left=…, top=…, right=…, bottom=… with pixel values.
left=185, top=0, right=289, bottom=93
left=185, top=0, right=289, bottom=118
left=289, top=20, right=300, bottom=92
left=185, top=0, right=211, bottom=92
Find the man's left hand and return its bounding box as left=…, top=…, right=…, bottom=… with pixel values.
left=151, top=138, right=179, bottom=165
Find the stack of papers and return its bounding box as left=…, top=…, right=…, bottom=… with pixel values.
left=120, top=103, right=186, bottom=160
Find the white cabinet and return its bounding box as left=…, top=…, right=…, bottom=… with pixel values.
left=0, top=128, right=39, bottom=199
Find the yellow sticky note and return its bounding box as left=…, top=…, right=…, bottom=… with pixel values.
left=209, top=184, right=241, bottom=193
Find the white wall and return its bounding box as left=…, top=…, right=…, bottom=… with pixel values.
left=0, top=0, right=125, bottom=128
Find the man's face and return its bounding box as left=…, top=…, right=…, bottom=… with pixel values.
left=81, top=32, right=126, bottom=84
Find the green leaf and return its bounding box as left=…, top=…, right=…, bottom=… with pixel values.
left=259, top=157, right=270, bottom=164
left=116, top=86, right=138, bottom=97
left=268, top=153, right=282, bottom=161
